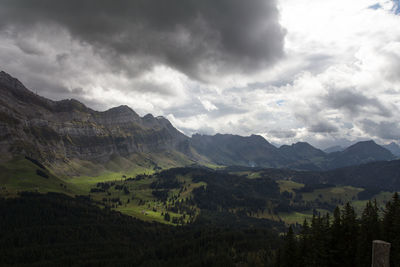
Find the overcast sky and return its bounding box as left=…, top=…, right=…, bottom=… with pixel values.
left=1, top=0, right=400, bottom=148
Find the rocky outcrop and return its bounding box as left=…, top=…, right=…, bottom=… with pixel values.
left=0, top=71, right=190, bottom=165
left=0, top=71, right=396, bottom=173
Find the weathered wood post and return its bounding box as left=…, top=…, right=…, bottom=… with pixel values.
left=372, top=240, right=391, bottom=267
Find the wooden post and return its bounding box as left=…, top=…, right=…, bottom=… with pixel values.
left=372, top=240, right=390, bottom=267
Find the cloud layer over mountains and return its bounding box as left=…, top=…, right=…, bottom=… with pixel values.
left=0, top=0, right=284, bottom=80
left=0, top=0, right=399, bottom=148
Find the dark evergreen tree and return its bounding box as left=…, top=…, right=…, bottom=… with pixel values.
left=281, top=225, right=298, bottom=267
left=341, top=202, right=358, bottom=267
left=328, top=206, right=343, bottom=267
left=278, top=193, right=400, bottom=267
left=309, top=214, right=329, bottom=267
left=164, top=212, right=171, bottom=221
left=356, top=200, right=380, bottom=267
left=383, top=192, right=400, bottom=266
left=298, top=219, right=312, bottom=267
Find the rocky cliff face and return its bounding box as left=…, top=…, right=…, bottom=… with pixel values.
left=0, top=71, right=396, bottom=174
left=0, top=71, right=190, bottom=165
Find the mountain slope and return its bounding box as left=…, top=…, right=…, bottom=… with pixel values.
left=0, top=71, right=396, bottom=175
left=327, top=159, right=400, bottom=191
left=279, top=142, right=326, bottom=170
left=382, top=142, right=400, bottom=157
left=0, top=71, right=195, bottom=175
left=326, top=140, right=395, bottom=169
left=279, top=142, right=325, bottom=160
left=323, top=145, right=343, bottom=153
left=190, top=134, right=289, bottom=168
left=190, top=134, right=395, bottom=170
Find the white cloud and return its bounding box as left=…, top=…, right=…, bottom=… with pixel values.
left=1, top=0, right=400, bottom=148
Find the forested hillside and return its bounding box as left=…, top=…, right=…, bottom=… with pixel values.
left=0, top=192, right=280, bottom=266
left=278, top=193, right=400, bottom=267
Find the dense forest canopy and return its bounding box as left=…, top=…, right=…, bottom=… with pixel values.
left=278, top=193, right=400, bottom=267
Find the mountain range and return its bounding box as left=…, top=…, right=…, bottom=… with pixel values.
left=0, top=70, right=397, bottom=175
left=323, top=145, right=343, bottom=153
left=382, top=142, right=400, bottom=157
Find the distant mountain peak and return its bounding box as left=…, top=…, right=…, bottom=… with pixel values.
left=143, top=113, right=155, bottom=119
left=385, top=141, right=400, bottom=148
left=55, top=98, right=91, bottom=113
left=328, top=140, right=395, bottom=169
left=292, top=141, right=314, bottom=148
left=324, top=145, right=343, bottom=153
left=189, top=133, right=282, bottom=168
left=279, top=141, right=326, bottom=162
left=382, top=142, right=400, bottom=157
left=342, top=140, right=389, bottom=154
left=249, top=134, right=269, bottom=142
left=0, top=70, right=14, bottom=80
left=0, top=70, right=190, bottom=169
left=0, top=70, right=29, bottom=91
left=1, top=70, right=398, bottom=173
left=105, top=105, right=138, bottom=116
left=345, top=140, right=377, bottom=150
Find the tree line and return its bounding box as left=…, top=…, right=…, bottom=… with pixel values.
left=277, top=192, right=400, bottom=267
left=0, top=192, right=281, bottom=266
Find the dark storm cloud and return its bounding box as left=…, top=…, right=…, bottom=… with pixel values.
left=21, top=74, right=75, bottom=99
left=293, top=108, right=338, bottom=134
left=322, top=89, right=393, bottom=117
left=209, top=104, right=248, bottom=118
left=309, top=121, right=338, bottom=133
left=164, top=102, right=205, bottom=118
left=360, top=119, right=400, bottom=140
left=163, top=100, right=247, bottom=120
left=0, top=0, right=285, bottom=80
left=268, top=129, right=297, bottom=138
left=14, top=38, right=44, bottom=56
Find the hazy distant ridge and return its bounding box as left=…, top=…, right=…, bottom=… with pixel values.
left=0, top=71, right=396, bottom=173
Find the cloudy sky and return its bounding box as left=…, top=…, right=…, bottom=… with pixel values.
left=0, top=0, right=400, bottom=148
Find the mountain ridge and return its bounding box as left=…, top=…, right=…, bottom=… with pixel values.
left=0, top=71, right=195, bottom=175
left=0, top=70, right=396, bottom=174
left=323, top=145, right=343, bottom=153
left=190, top=134, right=395, bottom=170
left=382, top=142, right=400, bottom=157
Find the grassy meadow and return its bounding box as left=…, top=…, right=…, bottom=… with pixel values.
left=0, top=157, right=395, bottom=226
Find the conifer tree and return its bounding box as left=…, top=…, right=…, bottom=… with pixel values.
left=310, top=214, right=329, bottom=267
left=278, top=193, right=400, bottom=267
left=281, top=225, right=298, bottom=267
left=383, top=192, right=400, bottom=266
left=328, top=206, right=343, bottom=267
left=341, top=202, right=358, bottom=267
left=298, top=219, right=312, bottom=267
left=356, top=200, right=380, bottom=266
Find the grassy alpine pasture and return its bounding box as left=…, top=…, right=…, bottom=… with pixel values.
left=0, top=157, right=81, bottom=197
left=0, top=157, right=395, bottom=227
left=278, top=209, right=331, bottom=225
left=86, top=172, right=206, bottom=225
left=274, top=179, right=392, bottom=224
left=0, top=157, right=205, bottom=225
left=301, top=185, right=364, bottom=202
left=67, top=167, right=154, bottom=192
left=351, top=191, right=394, bottom=214
left=277, top=179, right=304, bottom=193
